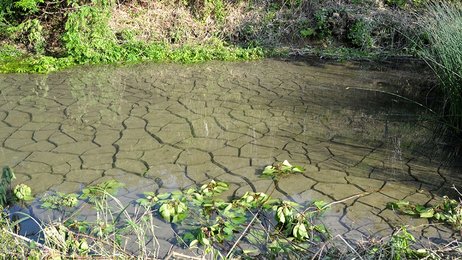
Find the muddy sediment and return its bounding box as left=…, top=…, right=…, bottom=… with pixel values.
left=0, top=59, right=460, bottom=249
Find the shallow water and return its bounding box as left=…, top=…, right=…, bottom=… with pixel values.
left=1, top=58, right=460, bottom=246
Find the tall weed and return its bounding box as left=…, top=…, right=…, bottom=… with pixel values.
left=419, top=1, right=462, bottom=133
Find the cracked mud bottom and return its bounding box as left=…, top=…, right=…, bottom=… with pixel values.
left=0, top=58, right=461, bottom=249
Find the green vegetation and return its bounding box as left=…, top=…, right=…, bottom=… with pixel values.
left=1, top=0, right=462, bottom=257
left=418, top=2, right=462, bottom=135
left=138, top=179, right=329, bottom=256
left=0, top=0, right=264, bottom=73
left=1, top=161, right=462, bottom=258
left=261, top=160, right=305, bottom=180
left=1, top=166, right=33, bottom=207
left=388, top=195, right=462, bottom=231
left=348, top=19, right=373, bottom=49
left=0, top=0, right=438, bottom=73
left=0, top=42, right=263, bottom=73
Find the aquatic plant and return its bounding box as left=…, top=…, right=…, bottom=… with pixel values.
left=0, top=166, right=33, bottom=206
left=388, top=195, right=462, bottom=231
left=138, top=176, right=329, bottom=256
left=38, top=179, right=159, bottom=258
left=1, top=161, right=461, bottom=258
left=261, top=160, right=305, bottom=180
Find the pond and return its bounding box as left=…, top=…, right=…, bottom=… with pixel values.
left=0, top=58, right=460, bottom=249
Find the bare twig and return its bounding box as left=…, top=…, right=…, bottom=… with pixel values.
left=3, top=228, right=53, bottom=251
left=302, top=191, right=371, bottom=215
left=335, top=234, right=364, bottom=260
left=165, top=251, right=205, bottom=260
left=347, top=86, right=439, bottom=116
left=225, top=209, right=260, bottom=258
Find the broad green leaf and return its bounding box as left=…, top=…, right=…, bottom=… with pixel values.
left=262, top=166, right=276, bottom=175
left=387, top=200, right=409, bottom=210
left=189, top=239, right=199, bottom=248
left=434, top=212, right=444, bottom=220
left=293, top=223, right=300, bottom=238
left=282, top=160, right=292, bottom=167
left=297, top=223, right=308, bottom=239
left=243, top=249, right=260, bottom=255
left=415, top=248, right=428, bottom=257
left=314, top=200, right=327, bottom=210
left=185, top=188, right=196, bottom=194
left=415, top=205, right=427, bottom=213
left=419, top=208, right=435, bottom=218
left=176, top=202, right=187, bottom=213
left=217, top=182, right=228, bottom=188
left=224, top=203, right=233, bottom=212
left=230, top=215, right=246, bottom=225
left=172, top=213, right=187, bottom=223
left=283, top=207, right=292, bottom=217
left=223, top=226, right=234, bottom=235
left=156, top=193, right=171, bottom=200
left=159, top=204, right=172, bottom=221
left=277, top=207, right=286, bottom=224
left=201, top=237, right=210, bottom=246
left=314, top=224, right=327, bottom=234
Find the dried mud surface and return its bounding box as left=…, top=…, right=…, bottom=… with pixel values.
left=1, top=59, right=460, bottom=248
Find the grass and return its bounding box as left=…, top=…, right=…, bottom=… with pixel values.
left=0, top=41, right=264, bottom=73
left=2, top=186, right=160, bottom=258
left=418, top=1, right=462, bottom=134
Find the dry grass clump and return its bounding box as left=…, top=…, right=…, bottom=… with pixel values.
left=109, top=0, right=419, bottom=51
left=110, top=2, right=213, bottom=45
left=109, top=0, right=316, bottom=48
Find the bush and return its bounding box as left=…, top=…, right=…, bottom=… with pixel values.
left=348, top=19, right=373, bottom=49
left=63, top=6, right=121, bottom=64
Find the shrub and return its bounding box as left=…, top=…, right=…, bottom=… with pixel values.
left=63, top=6, right=121, bottom=64
left=6, top=18, right=45, bottom=54
left=348, top=19, right=373, bottom=49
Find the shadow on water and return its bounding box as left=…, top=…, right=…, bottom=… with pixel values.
left=288, top=55, right=462, bottom=164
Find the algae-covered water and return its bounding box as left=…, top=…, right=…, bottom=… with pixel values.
left=1, top=58, right=460, bottom=244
